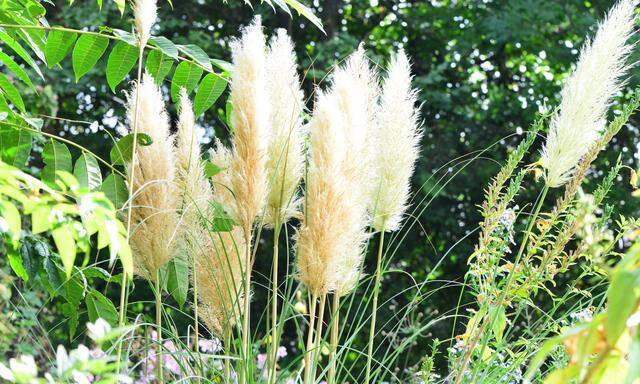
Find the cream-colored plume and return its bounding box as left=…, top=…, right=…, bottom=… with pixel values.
left=133, top=0, right=157, bottom=47
left=296, top=90, right=348, bottom=296
left=263, top=28, right=306, bottom=227
left=227, top=16, right=270, bottom=233
left=126, top=73, right=179, bottom=281
left=370, top=49, right=422, bottom=232
left=541, top=0, right=636, bottom=187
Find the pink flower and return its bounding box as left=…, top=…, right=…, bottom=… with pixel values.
left=256, top=354, right=267, bottom=369
left=277, top=346, right=287, bottom=358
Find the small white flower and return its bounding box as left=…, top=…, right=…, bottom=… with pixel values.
left=627, top=311, right=640, bottom=328
left=56, top=345, right=71, bottom=375
left=78, top=195, right=97, bottom=217
left=87, top=318, right=112, bottom=341
left=0, top=217, right=9, bottom=233
left=9, top=355, right=38, bottom=382
left=0, top=362, right=14, bottom=381
left=71, top=370, right=91, bottom=384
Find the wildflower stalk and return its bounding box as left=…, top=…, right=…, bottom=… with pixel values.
left=328, top=294, right=340, bottom=384
left=455, top=184, right=549, bottom=384
left=303, top=294, right=319, bottom=384
left=365, top=229, right=385, bottom=383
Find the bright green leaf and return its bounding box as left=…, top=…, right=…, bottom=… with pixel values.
left=101, top=173, right=128, bottom=209
left=151, top=36, right=178, bottom=59
left=177, top=44, right=212, bottom=71
left=45, top=30, right=78, bottom=68
left=109, top=132, right=153, bottom=165
left=106, top=41, right=139, bottom=92
left=86, top=289, right=118, bottom=325
left=74, top=153, right=102, bottom=191
left=0, top=73, right=25, bottom=112
left=194, top=73, right=227, bottom=116
left=171, top=61, right=203, bottom=102
left=145, top=50, right=173, bottom=85
left=41, top=139, right=72, bottom=187
left=52, top=224, right=76, bottom=278
left=72, top=34, right=109, bottom=81
left=606, top=270, right=640, bottom=344
left=166, top=256, right=189, bottom=309
left=0, top=50, right=35, bottom=90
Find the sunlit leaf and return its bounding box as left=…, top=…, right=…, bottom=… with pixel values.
left=72, top=34, right=110, bottom=81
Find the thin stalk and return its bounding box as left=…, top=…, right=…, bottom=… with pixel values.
left=365, top=230, right=386, bottom=383
left=303, top=294, right=319, bottom=384
left=454, top=184, right=549, bottom=384
left=155, top=270, right=164, bottom=384
left=224, top=326, right=232, bottom=383
left=268, top=224, right=281, bottom=384
left=193, top=249, right=201, bottom=380
left=117, top=42, right=145, bottom=375
left=328, top=294, right=340, bottom=384
left=312, top=293, right=327, bottom=382
left=240, top=228, right=252, bottom=384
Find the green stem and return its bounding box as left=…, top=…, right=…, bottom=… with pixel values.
left=366, top=230, right=386, bottom=383
left=303, top=294, right=318, bottom=384
left=455, top=184, right=549, bottom=384
left=312, top=293, right=327, bottom=382
left=328, top=294, right=340, bottom=384
left=268, top=226, right=281, bottom=384
left=240, top=228, right=252, bottom=384
left=193, top=249, right=201, bottom=381
left=155, top=270, right=164, bottom=384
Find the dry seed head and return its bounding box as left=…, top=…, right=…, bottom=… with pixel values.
left=264, top=28, right=306, bottom=227
left=541, top=0, right=636, bottom=187
left=133, top=0, right=157, bottom=47
left=370, top=49, right=422, bottom=232
left=228, top=16, right=270, bottom=233
left=126, top=73, right=180, bottom=281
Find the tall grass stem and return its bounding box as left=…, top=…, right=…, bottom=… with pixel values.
left=365, top=230, right=386, bottom=383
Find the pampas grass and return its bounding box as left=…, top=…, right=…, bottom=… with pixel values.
left=227, top=18, right=270, bottom=377
left=133, top=0, right=156, bottom=48
left=541, top=0, right=636, bottom=188
left=264, top=28, right=305, bottom=383
left=125, top=73, right=179, bottom=383
left=126, top=73, right=179, bottom=281
left=366, top=48, right=422, bottom=384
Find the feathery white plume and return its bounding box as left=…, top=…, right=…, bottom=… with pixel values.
left=296, top=90, right=348, bottom=296
left=541, top=0, right=636, bottom=187
left=228, top=16, right=270, bottom=233
left=264, top=28, right=306, bottom=227
left=126, top=73, right=179, bottom=281
left=370, top=49, right=422, bottom=232
left=133, top=0, right=157, bottom=47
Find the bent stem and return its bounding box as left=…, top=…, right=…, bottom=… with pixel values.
left=303, top=294, right=319, bottom=384
left=454, top=184, right=550, bottom=384
left=155, top=270, right=164, bottom=384
left=268, top=224, right=281, bottom=384
left=328, top=294, right=340, bottom=384
left=366, top=229, right=386, bottom=383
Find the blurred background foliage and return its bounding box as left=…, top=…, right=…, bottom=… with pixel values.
left=6, top=0, right=640, bottom=374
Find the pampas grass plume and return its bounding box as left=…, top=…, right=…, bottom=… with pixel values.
left=133, top=0, right=157, bottom=47
left=126, top=73, right=179, bottom=281
left=541, top=0, right=636, bottom=187
left=264, top=28, right=305, bottom=227
left=370, top=49, right=422, bottom=232
left=228, top=16, right=270, bottom=233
